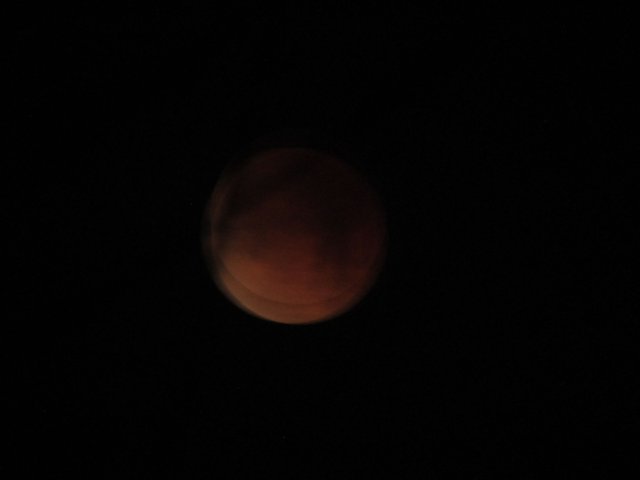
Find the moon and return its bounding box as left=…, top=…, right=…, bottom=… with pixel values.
left=202, top=147, right=386, bottom=324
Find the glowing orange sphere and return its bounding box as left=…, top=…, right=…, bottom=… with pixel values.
left=202, top=147, right=386, bottom=324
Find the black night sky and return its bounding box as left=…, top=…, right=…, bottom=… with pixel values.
left=15, top=6, right=634, bottom=478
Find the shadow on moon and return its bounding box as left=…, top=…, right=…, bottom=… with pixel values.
left=202, top=146, right=387, bottom=325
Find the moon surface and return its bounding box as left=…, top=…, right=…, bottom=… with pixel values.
left=202, top=147, right=386, bottom=324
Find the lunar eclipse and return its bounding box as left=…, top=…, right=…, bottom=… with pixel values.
left=202, top=147, right=387, bottom=324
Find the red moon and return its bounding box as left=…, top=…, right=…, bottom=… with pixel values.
left=202, top=147, right=386, bottom=324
